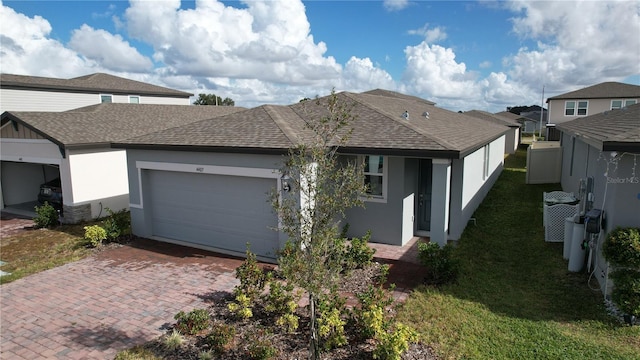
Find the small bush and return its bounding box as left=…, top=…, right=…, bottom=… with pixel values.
left=344, top=231, right=376, bottom=270
left=198, top=350, right=214, bottom=360
left=418, top=242, right=460, bottom=285
left=245, top=333, right=278, bottom=360
left=164, top=329, right=184, bottom=350
left=610, top=269, right=640, bottom=317
left=234, top=246, right=268, bottom=301
left=602, top=227, right=640, bottom=267
left=173, top=308, right=210, bottom=335
left=205, top=323, right=236, bottom=354
left=276, top=313, right=299, bottom=334
left=84, top=225, right=107, bottom=247
left=372, top=322, right=418, bottom=360
left=228, top=293, right=254, bottom=319
left=33, top=202, right=59, bottom=228
left=102, top=207, right=131, bottom=241
left=317, top=292, right=348, bottom=350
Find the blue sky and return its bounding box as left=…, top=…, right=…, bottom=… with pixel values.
left=1, top=0, right=638, bottom=112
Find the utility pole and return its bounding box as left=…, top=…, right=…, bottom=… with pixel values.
left=538, top=85, right=545, bottom=140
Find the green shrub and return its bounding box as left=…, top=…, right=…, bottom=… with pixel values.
left=610, top=269, right=640, bottom=317
left=173, top=308, right=210, bottom=335
left=316, top=292, right=348, bottom=350
left=234, top=246, right=268, bottom=301
left=275, top=312, right=299, bottom=334
left=245, top=334, right=278, bottom=360
left=228, top=293, right=254, bottom=319
left=102, top=207, right=131, bottom=241
left=84, top=225, right=107, bottom=247
left=418, top=242, right=460, bottom=285
left=602, top=227, right=640, bottom=267
left=372, top=322, right=418, bottom=360
left=33, top=202, right=59, bottom=228
left=344, top=231, right=376, bottom=270
left=263, top=280, right=298, bottom=315
left=205, top=323, right=236, bottom=354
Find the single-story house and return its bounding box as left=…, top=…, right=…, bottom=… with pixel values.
left=556, top=103, right=640, bottom=293
left=464, top=110, right=521, bottom=154
left=112, top=90, right=510, bottom=260
left=0, top=104, right=243, bottom=222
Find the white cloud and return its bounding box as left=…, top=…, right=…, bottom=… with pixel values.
left=479, top=61, right=492, bottom=69
left=339, top=56, right=396, bottom=92
left=504, top=1, right=640, bottom=92
left=408, top=24, right=447, bottom=43
left=123, top=0, right=342, bottom=85
left=69, top=24, right=153, bottom=72
left=383, top=0, right=410, bottom=12
left=0, top=3, right=89, bottom=77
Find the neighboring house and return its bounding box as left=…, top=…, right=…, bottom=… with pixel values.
left=0, top=73, right=192, bottom=112
left=465, top=110, right=521, bottom=154
left=0, top=104, right=243, bottom=222
left=547, top=82, right=640, bottom=125
left=112, top=90, right=509, bottom=260
left=555, top=103, right=640, bottom=293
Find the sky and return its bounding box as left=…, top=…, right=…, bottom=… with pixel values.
left=1, top=0, right=639, bottom=112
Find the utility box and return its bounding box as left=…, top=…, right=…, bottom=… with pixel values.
left=526, top=141, right=562, bottom=184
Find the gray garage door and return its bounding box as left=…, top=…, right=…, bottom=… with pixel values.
left=147, top=170, right=279, bottom=258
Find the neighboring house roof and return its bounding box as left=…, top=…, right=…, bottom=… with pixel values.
left=1, top=104, right=243, bottom=151
left=555, top=103, right=640, bottom=152
left=547, top=82, right=640, bottom=101
left=362, top=89, right=436, bottom=106
left=464, top=110, right=521, bottom=128
left=0, top=73, right=192, bottom=98
left=494, top=111, right=524, bottom=121
left=114, top=90, right=509, bottom=159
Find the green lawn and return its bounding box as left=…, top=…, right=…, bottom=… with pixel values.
left=397, top=147, right=640, bottom=360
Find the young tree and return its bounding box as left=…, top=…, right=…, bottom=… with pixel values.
left=272, top=90, right=367, bottom=359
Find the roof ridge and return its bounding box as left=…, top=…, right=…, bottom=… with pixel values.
left=343, top=92, right=458, bottom=150
left=263, top=105, right=301, bottom=146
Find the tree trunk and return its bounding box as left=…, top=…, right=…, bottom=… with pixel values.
left=309, top=293, right=320, bottom=360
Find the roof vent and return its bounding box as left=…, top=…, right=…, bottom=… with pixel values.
left=402, top=110, right=409, bottom=121
left=423, top=111, right=429, bottom=119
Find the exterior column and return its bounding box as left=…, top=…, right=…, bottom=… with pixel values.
left=430, top=159, right=451, bottom=247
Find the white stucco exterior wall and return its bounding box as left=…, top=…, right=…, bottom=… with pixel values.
left=67, top=149, right=129, bottom=217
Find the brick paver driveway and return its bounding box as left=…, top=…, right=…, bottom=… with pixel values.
left=0, top=238, right=244, bottom=360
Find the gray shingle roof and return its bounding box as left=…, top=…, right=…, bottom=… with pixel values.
left=465, top=110, right=521, bottom=127
left=547, top=82, right=640, bottom=101
left=1, top=104, right=243, bottom=148
left=0, top=73, right=192, bottom=97
left=116, top=90, right=508, bottom=158
left=555, top=103, right=640, bottom=152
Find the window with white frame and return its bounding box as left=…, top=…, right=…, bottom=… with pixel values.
left=100, top=94, right=113, bottom=103
left=129, top=95, right=140, bottom=104
left=611, top=99, right=637, bottom=110
left=361, top=155, right=386, bottom=200
left=565, top=100, right=588, bottom=116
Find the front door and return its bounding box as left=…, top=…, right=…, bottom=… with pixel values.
left=417, top=159, right=432, bottom=232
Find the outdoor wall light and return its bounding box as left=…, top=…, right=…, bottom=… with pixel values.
left=281, top=174, right=291, bottom=192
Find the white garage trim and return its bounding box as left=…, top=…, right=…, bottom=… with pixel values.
left=130, top=160, right=282, bottom=209
left=1, top=155, right=62, bottom=165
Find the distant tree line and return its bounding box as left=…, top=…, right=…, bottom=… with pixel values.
left=193, top=93, right=235, bottom=106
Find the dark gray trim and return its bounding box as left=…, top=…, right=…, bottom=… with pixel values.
left=602, top=142, right=640, bottom=153
left=1, top=112, right=67, bottom=158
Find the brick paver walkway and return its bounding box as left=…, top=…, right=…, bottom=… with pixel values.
left=0, top=214, right=426, bottom=360
left=0, top=239, right=244, bottom=360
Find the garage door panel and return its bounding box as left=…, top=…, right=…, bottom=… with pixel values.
left=147, top=170, right=279, bottom=258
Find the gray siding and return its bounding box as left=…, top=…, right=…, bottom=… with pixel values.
left=344, top=156, right=405, bottom=245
